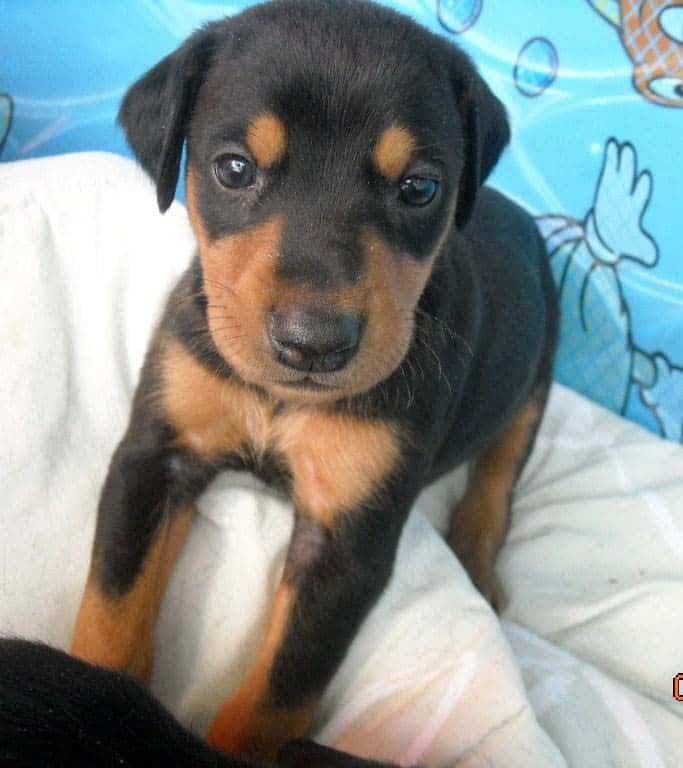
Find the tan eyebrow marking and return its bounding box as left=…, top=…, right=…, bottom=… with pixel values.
left=373, top=124, right=417, bottom=181
left=246, top=112, right=287, bottom=168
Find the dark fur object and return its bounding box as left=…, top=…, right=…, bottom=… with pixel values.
left=0, top=639, right=403, bottom=768
left=0, top=639, right=249, bottom=767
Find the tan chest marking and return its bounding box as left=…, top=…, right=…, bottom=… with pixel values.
left=273, top=410, right=401, bottom=526
left=162, top=341, right=273, bottom=458
left=161, top=342, right=401, bottom=525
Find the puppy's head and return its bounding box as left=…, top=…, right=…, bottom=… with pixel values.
left=120, top=0, right=508, bottom=403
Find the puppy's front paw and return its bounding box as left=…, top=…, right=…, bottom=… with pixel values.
left=207, top=694, right=313, bottom=760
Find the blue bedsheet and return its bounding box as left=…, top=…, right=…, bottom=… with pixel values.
left=2, top=0, right=681, bottom=442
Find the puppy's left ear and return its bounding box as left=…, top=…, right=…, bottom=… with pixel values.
left=449, top=49, right=510, bottom=228
left=118, top=27, right=217, bottom=212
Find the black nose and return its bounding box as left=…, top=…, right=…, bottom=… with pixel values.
left=268, top=307, right=361, bottom=373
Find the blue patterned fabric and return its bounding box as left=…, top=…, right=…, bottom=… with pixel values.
left=1, top=0, right=681, bottom=442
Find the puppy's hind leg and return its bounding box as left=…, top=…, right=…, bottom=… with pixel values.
left=447, top=381, right=550, bottom=605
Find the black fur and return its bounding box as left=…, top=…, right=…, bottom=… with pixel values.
left=279, top=740, right=415, bottom=768
left=118, top=28, right=218, bottom=212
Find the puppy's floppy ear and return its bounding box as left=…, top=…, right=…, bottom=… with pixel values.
left=118, top=27, right=216, bottom=213
left=449, top=49, right=510, bottom=228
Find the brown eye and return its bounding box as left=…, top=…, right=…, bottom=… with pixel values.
left=213, top=154, right=256, bottom=189
left=399, top=176, right=439, bottom=206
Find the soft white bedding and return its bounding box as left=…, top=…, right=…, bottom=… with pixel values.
left=1, top=152, right=681, bottom=767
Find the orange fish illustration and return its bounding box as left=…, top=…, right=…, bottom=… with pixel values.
left=589, top=0, right=683, bottom=106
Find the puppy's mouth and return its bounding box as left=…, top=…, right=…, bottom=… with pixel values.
left=276, top=376, right=339, bottom=390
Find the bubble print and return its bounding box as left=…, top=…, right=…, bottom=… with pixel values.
left=437, top=0, right=482, bottom=35
left=514, top=36, right=559, bottom=97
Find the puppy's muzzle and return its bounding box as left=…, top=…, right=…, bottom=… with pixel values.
left=268, top=306, right=362, bottom=373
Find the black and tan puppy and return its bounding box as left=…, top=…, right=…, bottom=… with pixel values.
left=71, top=0, right=557, bottom=758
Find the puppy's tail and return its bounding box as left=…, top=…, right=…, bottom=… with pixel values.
left=0, top=638, right=243, bottom=768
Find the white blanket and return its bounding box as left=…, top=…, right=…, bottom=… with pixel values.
left=1, top=152, right=681, bottom=767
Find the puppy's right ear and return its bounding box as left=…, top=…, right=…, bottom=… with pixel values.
left=447, top=47, right=510, bottom=229
left=118, top=28, right=216, bottom=213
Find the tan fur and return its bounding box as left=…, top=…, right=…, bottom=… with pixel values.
left=246, top=112, right=287, bottom=168
left=187, top=168, right=287, bottom=386
left=361, top=232, right=435, bottom=377
left=373, top=124, right=416, bottom=181
left=449, top=395, right=543, bottom=601
left=162, top=339, right=274, bottom=458
left=186, top=168, right=440, bottom=405
left=70, top=506, right=195, bottom=680
left=274, top=410, right=401, bottom=526
left=162, top=340, right=401, bottom=525
left=200, top=214, right=285, bottom=382
left=207, top=584, right=314, bottom=757
left=210, top=700, right=314, bottom=759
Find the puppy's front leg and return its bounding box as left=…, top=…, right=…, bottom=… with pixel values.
left=71, top=339, right=222, bottom=680
left=207, top=513, right=401, bottom=758
left=207, top=413, right=412, bottom=759
left=70, top=435, right=216, bottom=681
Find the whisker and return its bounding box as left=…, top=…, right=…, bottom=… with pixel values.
left=412, top=307, right=474, bottom=360
left=170, top=289, right=208, bottom=307
left=206, top=317, right=240, bottom=327
left=210, top=329, right=246, bottom=339
left=201, top=277, right=239, bottom=296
